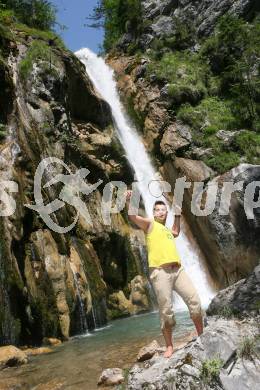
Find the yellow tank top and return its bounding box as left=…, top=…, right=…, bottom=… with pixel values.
left=145, top=220, right=181, bottom=268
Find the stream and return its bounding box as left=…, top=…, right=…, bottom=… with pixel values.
left=0, top=310, right=195, bottom=390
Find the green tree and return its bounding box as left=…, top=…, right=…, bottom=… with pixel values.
left=0, top=0, right=56, bottom=30
left=201, top=15, right=260, bottom=130
left=87, top=0, right=142, bottom=52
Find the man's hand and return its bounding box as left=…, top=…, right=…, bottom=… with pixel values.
left=172, top=227, right=180, bottom=238
left=125, top=189, right=132, bottom=202
left=124, top=189, right=152, bottom=233
left=173, top=204, right=182, bottom=216
left=171, top=203, right=181, bottom=237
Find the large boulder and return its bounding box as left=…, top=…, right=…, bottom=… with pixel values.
left=98, top=368, right=124, bottom=387
left=207, top=264, right=260, bottom=316
left=160, top=122, right=191, bottom=158
left=136, top=340, right=164, bottom=362
left=107, top=290, right=135, bottom=319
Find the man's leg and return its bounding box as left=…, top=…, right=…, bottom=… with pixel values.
left=162, top=322, right=173, bottom=358
left=173, top=266, right=203, bottom=336
left=192, top=315, right=203, bottom=336
left=150, top=268, right=176, bottom=357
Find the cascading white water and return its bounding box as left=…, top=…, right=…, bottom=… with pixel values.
left=76, top=48, right=216, bottom=309
left=70, top=266, right=89, bottom=334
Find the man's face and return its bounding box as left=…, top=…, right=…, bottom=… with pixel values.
left=153, top=204, right=168, bottom=224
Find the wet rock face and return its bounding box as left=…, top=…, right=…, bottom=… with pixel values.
left=63, top=53, right=112, bottom=128
left=0, top=29, right=151, bottom=346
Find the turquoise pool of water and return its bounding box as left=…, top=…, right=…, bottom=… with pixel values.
left=0, top=310, right=194, bottom=390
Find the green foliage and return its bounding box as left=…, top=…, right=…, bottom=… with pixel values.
left=88, top=0, right=143, bottom=52
left=0, top=14, right=14, bottom=43
left=176, top=98, right=251, bottom=172
left=205, top=151, right=240, bottom=174
left=200, top=357, right=223, bottom=384
left=0, top=123, right=6, bottom=140
left=234, top=131, right=260, bottom=164
left=216, top=305, right=236, bottom=319
left=238, top=337, right=258, bottom=360
left=201, top=15, right=260, bottom=129
left=143, top=16, right=260, bottom=174
left=14, top=23, right=65, bottom=48
left=147, top=52, right=208, bottom=104
left=0, top=7, right=14, bottom=24
left=19, top=40, right=59, bottom=80
left=177, top=97, right=238, bottom=132
left=0, top=0, right=56, bottom=31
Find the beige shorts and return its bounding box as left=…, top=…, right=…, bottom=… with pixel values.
left=149, top=265, right=202, bottom=330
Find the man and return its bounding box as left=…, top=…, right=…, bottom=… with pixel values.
left=125, top=190, right=203, bottom=358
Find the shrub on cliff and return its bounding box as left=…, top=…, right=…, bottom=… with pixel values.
left=234, top=131, right=260, bottom=164
left=200, top=357, right=223, bottom=385
left=176, top=97, right=238, bottom=133
left=147, top=52, right=208, bottom=105
left=19, top=40, right=60, bottom=80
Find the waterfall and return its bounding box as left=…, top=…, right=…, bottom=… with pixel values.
left=70, top=266, right=89, bottom=334
left=134, top=236, right=157, bottom=309
left=75, top=48, right=216, bottom=310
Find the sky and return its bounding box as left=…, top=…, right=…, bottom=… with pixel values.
left=50, top=0, right=104, bottom=53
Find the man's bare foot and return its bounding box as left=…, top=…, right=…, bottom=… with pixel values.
left=164, top=346, right=174, bottom=358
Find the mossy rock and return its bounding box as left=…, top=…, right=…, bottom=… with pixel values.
left=19, top=40, right=61, bottom=81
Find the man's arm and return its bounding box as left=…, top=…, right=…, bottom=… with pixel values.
left=125, top=190, right=152, bottom=233
left=171, top=204, right=182, bottom=237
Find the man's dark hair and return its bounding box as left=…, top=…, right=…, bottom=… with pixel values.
left=153, top=200, right=167, bottom=210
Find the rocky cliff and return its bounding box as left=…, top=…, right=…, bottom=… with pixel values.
left=107, top=0, right=260, bottom=288
left=0, top=23, right=153, bottom=346
left=119, top=0, right=259, bottom=50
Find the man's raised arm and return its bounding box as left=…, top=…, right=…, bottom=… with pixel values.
left=125, top=190, right=152, bottom=233
left=171, top=204, right=182, bottom=237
